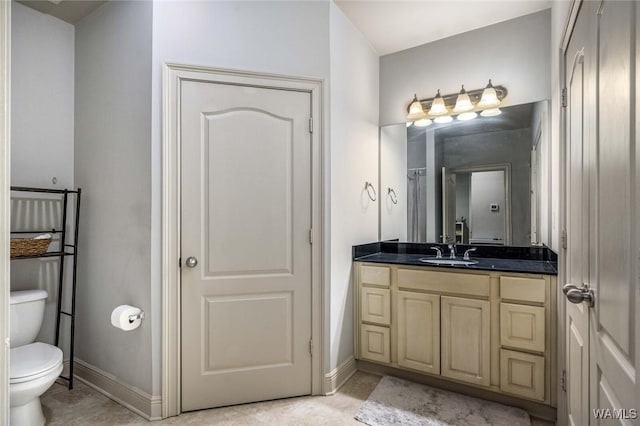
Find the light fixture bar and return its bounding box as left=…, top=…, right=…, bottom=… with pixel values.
left=406, top=85, right=508, bottom=115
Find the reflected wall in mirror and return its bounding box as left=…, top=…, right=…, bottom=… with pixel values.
left=380, top=101, right=548, bottom=246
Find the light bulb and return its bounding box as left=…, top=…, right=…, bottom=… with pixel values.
left=480, top=108, right=502, bottom=117
left=434, top=115, right=453, bottom=124
left=457, top=111, right=478, bottom=121
left=414, top=118, right=433, bottom=127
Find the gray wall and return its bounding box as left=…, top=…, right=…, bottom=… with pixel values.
left=10, top=2, right=75, bottom=355
left=151, top=0, right=332, bottom=391
left=74, top=0, right=153, bottom=393
left=11, top=2, right=74, bottom=188
left=379, top=9, right=551, bottom=125
left=441, top=128, right=532, bottom=245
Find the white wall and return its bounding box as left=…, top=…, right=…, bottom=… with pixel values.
left=11, top=2, right=74, bottom=188
left=379, top=9, right=551, bottom=125
left=328, top=2, right=379, bottom=370
left=74, top=0, right=153, bottom=393
left=151, top=0, right=331, bottom=392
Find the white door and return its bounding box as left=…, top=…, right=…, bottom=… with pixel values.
left=441, top=167, right=456, bottom=243
left=564, top=1, right=640, bottom=424
left=180, top=79, right=312, bottom=411
left=589, top=1, right=638, bottom=421
left=564, top=9, right=590, bottom=424
left=469, top=170, right=505, bottom=245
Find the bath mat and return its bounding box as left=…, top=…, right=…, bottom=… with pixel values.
left=354, top=376, right=530, bottom=426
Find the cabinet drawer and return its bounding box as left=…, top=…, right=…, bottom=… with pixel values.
left=500, top=276, right=546, bottom=303
left=360, top=324, right=390, bottom=363
left=361, top=287, right=391, bottom=325
left=360, top=265, right=390, bottom=287
left=500, top=349, right=545, bottom=401
left=398, top=268, right=490, bottom=297
left=500, top=303, right=545, bottom=352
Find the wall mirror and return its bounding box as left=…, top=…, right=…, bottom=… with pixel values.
left=379, top=101, right=549, bottom=246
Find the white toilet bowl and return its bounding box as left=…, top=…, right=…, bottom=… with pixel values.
left=10, top=342, right=63, bottom=426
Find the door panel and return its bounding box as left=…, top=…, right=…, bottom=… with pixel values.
left=442, top=167, right=456, bottom=243
left=592, top=0, right=637, bottom=415
left=565, top=6, right=590, bottom=424
left=469, top=170, right=506, bottom=245
left=181, top=80, right=312, bottom=411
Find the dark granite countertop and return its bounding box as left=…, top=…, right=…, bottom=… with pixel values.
left=353, top=241, right=558, bottom=275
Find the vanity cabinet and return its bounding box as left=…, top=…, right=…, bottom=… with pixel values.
left=354, top=262, right=557, bottom=409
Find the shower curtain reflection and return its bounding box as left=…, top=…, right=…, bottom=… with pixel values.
left=407, top=168, right=426, bottom=242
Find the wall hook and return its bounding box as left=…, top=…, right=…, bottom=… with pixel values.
left=388, top=187, right=398, bottom=204
left=365, top=182, right=377, bottom=202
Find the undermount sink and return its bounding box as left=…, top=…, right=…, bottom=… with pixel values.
left=419, top=258, right=478, bottom=266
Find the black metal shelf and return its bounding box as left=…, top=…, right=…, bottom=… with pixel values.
left=10, top=186, right=81, bottom=390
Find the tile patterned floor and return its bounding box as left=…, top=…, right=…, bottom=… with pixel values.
left=41, top=372, right=554, bottom=425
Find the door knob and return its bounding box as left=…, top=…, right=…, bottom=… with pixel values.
left=185, top=257, right=198, bottom=268
left=563, top=283, right=594, bottom=307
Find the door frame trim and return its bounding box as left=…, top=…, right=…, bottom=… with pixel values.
left=558, top=1, right=583, bottom=424
left=161, top=63, right=325, bottom=417
left=449, top=163, right=512, bottom=245
left=0, top=1, right=10, bottom=423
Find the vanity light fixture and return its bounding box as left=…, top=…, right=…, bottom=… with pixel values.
left=453, top=85, right=474, bottom=113
left=406, top=94, right=428, bottom=121
left=477, top=79, right=501, bottom=108
left=428, top=90, right=448, bottom=116
left=405, top=81, right=507, bottom=125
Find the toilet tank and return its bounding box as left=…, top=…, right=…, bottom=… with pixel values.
left=10, top=289, right=48, bottom=348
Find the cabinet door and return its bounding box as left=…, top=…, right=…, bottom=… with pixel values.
left=360, top=324, right=390, bottom=363
left=500, top=349, right=545, bottom=401
left=361, top=287, right=390, bottom=325
left=441, top=296, right=490, bottom=386
left=397, top=291, right=440, bottom=375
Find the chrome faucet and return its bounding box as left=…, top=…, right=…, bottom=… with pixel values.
left=463, top=247, right=477, bottom=260
left=448, top=244, right=456, bottom=259
left=430, top=246, right=443, bottom=258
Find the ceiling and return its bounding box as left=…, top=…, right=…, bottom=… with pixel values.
left=17, top=0, right=105, bottom=25
left=18, top=0, right=550, bottom=51
left=334, top=0, right=551, bottom=55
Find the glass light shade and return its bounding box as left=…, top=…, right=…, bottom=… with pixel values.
left=434, top=115, right=453, bottom=124
left=457, top=111, right=478, bottom=121
left=407, top=95, right=428, bottom=120
left=480, top=108, right=502, bottom=117
left=414, top=118, right=433, bottom=127
left=428, top=90, right=448, bottom=116
left=477, top=80, right=501, bottom=108
left=453, top=85, right=474, bottom=113
left=406, top=121, right=413, bottom=127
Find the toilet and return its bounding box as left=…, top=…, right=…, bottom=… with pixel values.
left=9, top=290, right=63, bottom=426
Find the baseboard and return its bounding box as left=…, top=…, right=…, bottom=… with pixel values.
left=73, top=358, right=162, bottom=421
left=323, top=356, right=357, bottom=395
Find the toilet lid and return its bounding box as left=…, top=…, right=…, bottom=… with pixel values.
left=10, top=342, right=63, bottom=383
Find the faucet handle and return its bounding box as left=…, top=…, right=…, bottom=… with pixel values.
left=430, top=246, right=443, bottom=258
left=463, top=247, right=477, bottom=260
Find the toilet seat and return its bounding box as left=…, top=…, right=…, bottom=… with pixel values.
left=10, top=342, right=63, bottom=384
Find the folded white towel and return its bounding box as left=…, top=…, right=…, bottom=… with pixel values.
left=34, top=233, right=52, bottom=240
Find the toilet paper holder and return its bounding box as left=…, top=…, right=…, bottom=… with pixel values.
left=128, top=311, right=145, bottom=323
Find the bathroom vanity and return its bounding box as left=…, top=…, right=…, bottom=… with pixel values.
left=353, top=241, right=558, bottom=417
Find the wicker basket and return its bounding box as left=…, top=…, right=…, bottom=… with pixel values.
left=10, top=237, right=52, bottom=258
